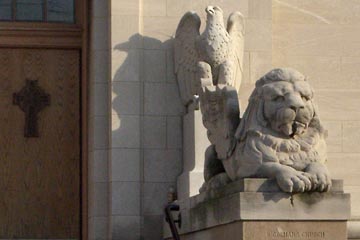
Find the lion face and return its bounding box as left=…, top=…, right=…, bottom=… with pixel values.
left=260, top=80, right=315, bottom=137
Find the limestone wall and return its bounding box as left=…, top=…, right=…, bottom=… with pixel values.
left=88, top=0, right=360, bottom=239
left=87, top=0, right=272, bottom=239
left=272, top=0, right=360, bottom=236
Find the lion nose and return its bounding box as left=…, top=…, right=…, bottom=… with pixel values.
left=290, top=106, right=301, bottom=112
left=288, top=95, right=304, bottom=111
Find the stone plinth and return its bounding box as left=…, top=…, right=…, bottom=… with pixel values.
left=177, top=110, right=210, bottom=199
left=164, top=178, right=351, bottom=240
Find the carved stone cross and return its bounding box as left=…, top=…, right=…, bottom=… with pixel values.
left=13, top=80, right=50, bottom=138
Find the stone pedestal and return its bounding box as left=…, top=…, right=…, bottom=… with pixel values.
left=165, top=178, right=351, bottom=240
left=177, top=109, right=210, bottom=200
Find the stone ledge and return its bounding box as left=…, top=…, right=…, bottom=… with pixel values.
left=348, top=220, right=360, bottom=239
left=191, top=178, right=344, bottom=205
left=171, top=221, right=348, bottom=240
left=164, top=178, right=350, bottom=238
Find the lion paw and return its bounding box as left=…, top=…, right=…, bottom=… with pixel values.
left=199, top=172, right=231, bottom=193
left=276, top=169, right=312, bottom=193
left=308, top=173, right=331, bottom=192
left=305, top=163, right=332, bottom=192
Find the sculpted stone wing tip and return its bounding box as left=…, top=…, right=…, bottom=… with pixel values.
left=227, top=11, right=245, bottom=92
left=174, top=11, right=201, bottom=106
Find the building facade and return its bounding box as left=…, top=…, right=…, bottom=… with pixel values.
left=0, top=0, right=359, bottom=239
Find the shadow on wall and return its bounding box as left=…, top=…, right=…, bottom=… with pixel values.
left=110, top=33, right=185, bottom=239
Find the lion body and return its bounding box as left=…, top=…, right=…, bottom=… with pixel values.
left=224, top=125, right=327, bottom=181
left=200, top=68, right=331, bottom=193
left=225, top=69, right=327, bottom=180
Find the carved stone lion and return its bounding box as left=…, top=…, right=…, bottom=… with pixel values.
left=199, top=68, right=331, bottom=193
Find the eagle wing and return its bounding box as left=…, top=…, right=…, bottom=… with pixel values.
left=199, top=84, right=240, bottom=159
left=227, top=11, right=245, bottom=92
left=174, top=11, right=201, bottom=106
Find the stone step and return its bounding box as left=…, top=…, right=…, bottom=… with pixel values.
left=189, top=178, right=343, bottom=205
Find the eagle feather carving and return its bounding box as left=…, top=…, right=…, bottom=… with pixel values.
left=175, top=6, right=245, bottom=106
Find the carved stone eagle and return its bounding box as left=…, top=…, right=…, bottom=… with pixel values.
left=174, top=6, right=245, bottom=106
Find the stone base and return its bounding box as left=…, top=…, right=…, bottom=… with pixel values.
left=164, top=178, right=351, bottom=240
left=177, top=110, right=210, bottom=200
left=178, top=221, right=347, bottom=240
left=177, top=171, right=204, bottom=200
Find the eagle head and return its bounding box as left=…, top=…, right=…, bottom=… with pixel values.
left=205, top=6, right=223, bottom=21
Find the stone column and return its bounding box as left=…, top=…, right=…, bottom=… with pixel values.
left=88, top=0, right=110, bottom=239
left=177, top=107, right=210, bottom=200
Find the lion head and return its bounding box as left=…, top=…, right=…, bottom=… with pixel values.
left=236, top=68, right=326, bottom=141
left=201, top=68, right=330, bottom=192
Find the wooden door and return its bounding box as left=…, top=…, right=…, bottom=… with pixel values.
left=0, top=49, right=80, bottom=239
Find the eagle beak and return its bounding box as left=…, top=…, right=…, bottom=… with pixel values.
left=205, top=6, right=215, bottom=15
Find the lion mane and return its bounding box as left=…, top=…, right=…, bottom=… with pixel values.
left=224, top=68, right=328, bottom=180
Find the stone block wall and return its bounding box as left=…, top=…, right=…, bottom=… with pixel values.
left=272, top=1, right=360, bottom=235
left=88, top=0, right=360, bottom=239
left=88, top=0, right=110, bottom=239
left=88, top=0, right=272, bottom=239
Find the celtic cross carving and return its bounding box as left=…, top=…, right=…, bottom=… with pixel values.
left=13, top=79, right=50, bottom=138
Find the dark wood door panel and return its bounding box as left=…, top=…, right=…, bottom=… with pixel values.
left=0, top=49, right=80, bottom=239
